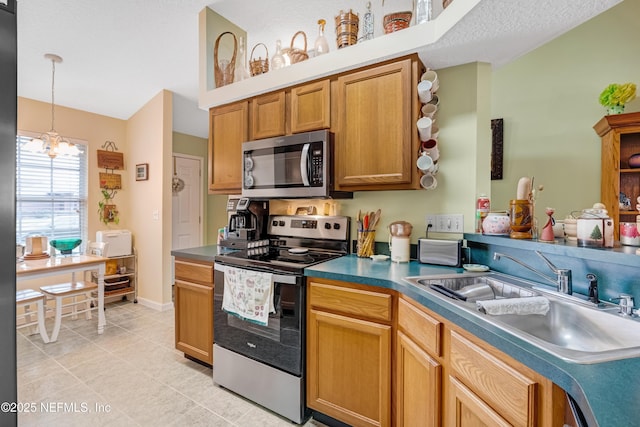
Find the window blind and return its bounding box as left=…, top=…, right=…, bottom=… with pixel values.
left=15, top=134, right=88, bottom=245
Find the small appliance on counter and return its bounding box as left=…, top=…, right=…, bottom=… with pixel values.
left=388, top=220, right=412, bottom=263
left=219, top=197, right=269, bottom=249
left=96, top=229, right=132, bottom=257
left=418, top=238, right=464, bottom=267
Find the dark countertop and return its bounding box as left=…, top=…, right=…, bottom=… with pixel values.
left=305, top=255, right=640, bottom=427
left=171, top=244, right=235, bottom=262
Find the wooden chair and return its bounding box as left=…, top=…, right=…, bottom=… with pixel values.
left=39, top=241, right=108, bottom=342
left=16, top=289, right=49, bottom=343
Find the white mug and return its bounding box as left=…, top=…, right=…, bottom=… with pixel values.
left=421, top=70, right=439, bottom=92
left=420, top=173, right=438, bottom=190
left=417, top=80, right=433, bottom=103
left=421, top=103, right=437, bottom=119
left=416, top=117, right=432, bottom=141
left=421, top=138, right=439, bottom=162
left=416, top=153, right=435, bottom=173
left=431, top=124, right=440, bottom=139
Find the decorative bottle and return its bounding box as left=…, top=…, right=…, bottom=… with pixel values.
left=415, top=0, right=432, bottom=24
left=271, top=39, right=286, bottom=70
left=234, top=36, right=250, bottom=82
left=314, top=19, right=330, bottom=55
left=361, top=2, right=374, bottom=41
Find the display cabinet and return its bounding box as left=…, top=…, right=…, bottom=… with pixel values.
left=594, top=112, right=640, bottom=239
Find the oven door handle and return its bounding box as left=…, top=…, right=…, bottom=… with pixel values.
left=300, top=143, right=310, bottom=187
left=214, top=263, right=299, bottom=285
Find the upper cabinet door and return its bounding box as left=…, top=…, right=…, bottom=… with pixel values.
left=209, top=101, right=248, bottom=194
left=251, top=91, right=286, bottom=140
left=335, top=57, right=418, bottom=190
left=290, top=80, right=331, bottom=134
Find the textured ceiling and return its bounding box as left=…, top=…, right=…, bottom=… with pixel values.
left=16, top=0, right=620, bottom=139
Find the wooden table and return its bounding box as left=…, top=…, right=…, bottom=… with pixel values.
left=16, top=255, right=106, bottom=336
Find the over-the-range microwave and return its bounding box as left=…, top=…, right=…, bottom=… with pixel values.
left=241, top=130, right=352, bottom=199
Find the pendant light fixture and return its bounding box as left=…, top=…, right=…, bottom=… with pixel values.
left=24, top=53, right=79, bottom=158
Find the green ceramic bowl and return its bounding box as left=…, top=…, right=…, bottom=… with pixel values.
left=49, top=238, right=82, bottom=255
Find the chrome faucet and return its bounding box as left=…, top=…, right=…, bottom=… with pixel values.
left=493, top=251, right=572, bottom=295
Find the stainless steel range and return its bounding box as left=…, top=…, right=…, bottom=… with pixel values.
left=213, top=214, right=350, bottom=424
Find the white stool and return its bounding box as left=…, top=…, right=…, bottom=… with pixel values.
left=40, top=280, right=98, bottom=342
left=16, top=289, right=50, bottom=343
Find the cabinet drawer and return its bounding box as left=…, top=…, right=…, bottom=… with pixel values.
left=308, top=281, right=392, bottom=322
left=398, top=297, right=442, bottom=357
left=174, top=259, right=214, bottom=286
left=450, top=330, right=537, bottom=427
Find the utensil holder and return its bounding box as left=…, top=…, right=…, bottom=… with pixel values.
left=509, top=199, right=533, bottom=239
left=357, top=230, right=375, bottom=257
left=213, top=31, right=237, bottom=87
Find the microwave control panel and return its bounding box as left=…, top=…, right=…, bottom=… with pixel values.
left=310, top=144, right=323, bottom=185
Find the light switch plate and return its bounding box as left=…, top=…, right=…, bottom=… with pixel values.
left=426, top=214, right=464, bottom=233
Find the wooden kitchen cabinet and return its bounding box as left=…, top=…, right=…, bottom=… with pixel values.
left=593, top=111, right=640, bottom=239
left=307, top=279, right=393, bottom=427
left=448, top=330, right=538, bottom=427
left=251, top=91, right=286, bottom=140
left=174, top=257, right=214, bottom=366
left=290, top=79, right=331, bottom=134
left=208, top=101, right=248, bottom=194
left=396, top=297, right=442, bottom=427
left=334, top=56, right=422, bottom=190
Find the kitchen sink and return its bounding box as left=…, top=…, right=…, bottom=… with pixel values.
left=403, top=273, right=640, bottom=364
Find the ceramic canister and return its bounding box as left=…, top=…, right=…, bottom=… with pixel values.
left=620, top=222, right=640, bottom=246
left=482, top=212, right=510, bottom=235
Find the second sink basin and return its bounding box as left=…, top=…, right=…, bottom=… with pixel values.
left=403, top=272, right=640, bottom=364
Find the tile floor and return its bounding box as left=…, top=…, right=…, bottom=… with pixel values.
left=17, top=300, right=326, bottom=427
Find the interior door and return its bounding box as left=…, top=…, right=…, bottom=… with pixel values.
left=172, top=155, right=202, bottom=250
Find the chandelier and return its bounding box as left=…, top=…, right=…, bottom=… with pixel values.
left=24, top=54, right=79, bottom=158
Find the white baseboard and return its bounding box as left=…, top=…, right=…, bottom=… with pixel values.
left=136, top=297, right=174, bottom=312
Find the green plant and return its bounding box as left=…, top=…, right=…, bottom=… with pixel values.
left=599, top=82, right=636, bottom=107
left=97, top=189, right=119, bottom=225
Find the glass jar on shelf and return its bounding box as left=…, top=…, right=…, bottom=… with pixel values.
left=234, top=36, right=250, bottom=82
left=271, top=39, right=287, bottom=70
left=314, top=19, right=330, bottom=55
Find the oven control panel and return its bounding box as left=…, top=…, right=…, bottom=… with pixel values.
left=269, top=215, right=349, bottom=241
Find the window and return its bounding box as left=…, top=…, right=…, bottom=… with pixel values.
left=15, top=134, right=88, bottom=245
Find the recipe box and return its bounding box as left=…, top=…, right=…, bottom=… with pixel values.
left=96, top=229, right=132, bottom=257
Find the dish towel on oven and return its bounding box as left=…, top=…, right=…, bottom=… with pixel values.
left=222, top=266, right=275, bottom=326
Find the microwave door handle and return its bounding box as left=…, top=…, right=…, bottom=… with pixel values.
left=300, top=143, right=311, bottom=187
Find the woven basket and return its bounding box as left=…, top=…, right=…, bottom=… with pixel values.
left=249, top=43, right=269, bottom=76
left=282, top=31, right=309, bottom=64
left=335, top=9, right=359, bottom=48
left=383, top=11, right=413, bottom=34
left=213, top=31, right=237, bottom=87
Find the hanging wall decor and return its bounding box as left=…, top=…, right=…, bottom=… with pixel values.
left=97, top=140, right=121, bottom=225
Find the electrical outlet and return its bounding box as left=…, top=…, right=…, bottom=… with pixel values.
left=426, top=215, right=437, bottom=230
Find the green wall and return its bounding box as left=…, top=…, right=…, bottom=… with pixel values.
left=491, top=0, right=640, bottom=222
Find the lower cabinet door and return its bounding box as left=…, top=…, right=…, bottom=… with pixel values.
left=307, top=309, right=391, bottom=427
left=448, top=376, right=511, bottom=427
left=396, top=331, right=442, bottom=427
left=174, top=279, right=213, bottom=365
